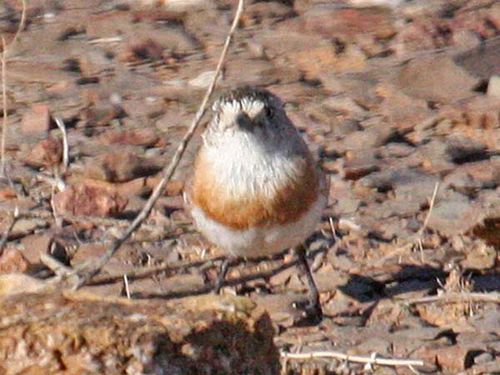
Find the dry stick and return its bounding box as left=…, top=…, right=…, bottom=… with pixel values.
left=65, top=0, right=245, bottom=290
left=415, top=181, right=440, bottom=262
left=417, top=182, right=440, bottom=236
left=5, top=0, right=27, bottom=51
left=40, top=253, right=73, bottom=277
left=89, top=249, right=302, bottom=290
left=89, top=256, right=224, bottom=285
left=0, top=37, right=7, bottom=177
left=0, top=206, right=19, bottom=256
left=50, top=187, right=64, bottom=227
left=88, top=36, right=123, bottom=44
left=54, top=117, right=70, bottom=174
left=403, top=292, right=500, bottom=305
left=0, top=0, right=27, bottom=176
left=280, top=350, right=424, bottom=368
left=372, top=181, right=441, bottom=267
left=123, top=274, right=131, bottom=299
left=0, top=206, right=182, bottom=236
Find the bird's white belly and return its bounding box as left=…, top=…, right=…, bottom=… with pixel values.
left=191, top=193, right=327, bottom=258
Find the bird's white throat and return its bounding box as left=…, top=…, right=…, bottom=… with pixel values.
left=201, top=131, right=305, bottom=200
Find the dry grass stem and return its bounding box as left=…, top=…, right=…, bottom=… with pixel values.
left=415, top=181, right=440, bottom=261
left=4, top=0, right=27, bottom=53
left=0, top=206, right=19, bottom=256
left=1, top=37, right=7, bottom=177
left=123, top=274, right=131, bottom=299
left=54, top=0, right=246, bottom=290
left=54, top=117, right=69, bottom=174
left=403, top=292, right=500, bottom=305
left=418, top=182, right=440, bottom=236
left=0, top=0, right=27, bottom=177
left=88, top=36, right=123, bottom=44
left=40, top=253, right=72, bottom=277
left=50, top=188, right=63, bottom=227
left=280, top=350, right=424, bottom=368
left=89, top=256, right=224, bottom=285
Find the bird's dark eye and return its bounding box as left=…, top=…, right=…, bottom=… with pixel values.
left=265, top=106, right=274, bottom=118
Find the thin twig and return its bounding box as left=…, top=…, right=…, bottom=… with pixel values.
left=89, top=256, right=224, bottom=285
left=118, top=250, right=323, bottom=300
left=0, top=206, right=19, bottom=256
left=280, top=350, right=424, bottom=368
left=1, top=37, right=7, bottom=177
left=123, top=274, right=131, bottom=299
left=4, top=0, right=27, bottom=55
left=54, top=117, right=69, bottom=173
left=0, top=0, right=27, bottom=177
left=63, top=0, right=245, bottom=290
left=418, top=182, right=440, bottom=236
left=40, top=253, right=72, bottom=277
left=415, top=182, right=440, bottom=262
left=88, top=36, right=123, bottom=44
left=328, top=217, right=338, bottom=241
left=402, top=292, right=500, bottom=305
left=0, top=206, right=188, bottom=236
left=50, top=187, right=63, bottom=228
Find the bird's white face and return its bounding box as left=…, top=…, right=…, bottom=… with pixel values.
left=205, top=87, right=295, bottom=153
left=215, top=96, right=267, bottom=131
left=200, top=87, right=311, bottom=200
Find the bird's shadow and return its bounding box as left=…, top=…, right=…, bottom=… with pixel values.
left=128, top=249, right=317, bottom=300
left=337, top=266, right=499, bottom=306
left=338, top=264, right=447, bottom=303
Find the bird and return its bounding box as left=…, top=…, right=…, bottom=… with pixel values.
left=188, top=86, right=328, bottom=320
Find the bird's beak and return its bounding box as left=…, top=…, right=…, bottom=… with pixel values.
left=236, top=112, right=254, bottom=132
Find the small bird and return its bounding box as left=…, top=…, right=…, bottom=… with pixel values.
left=189, top=86, right=328, bottom=319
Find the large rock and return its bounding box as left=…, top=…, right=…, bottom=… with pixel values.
left=0, top=291, right=279, bottom=374
left=395, top=55, right=479, bottom=103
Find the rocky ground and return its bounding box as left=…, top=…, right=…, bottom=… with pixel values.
left=0, top=0, right=498, bottom=374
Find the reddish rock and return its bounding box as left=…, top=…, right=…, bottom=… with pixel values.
left=146, top=177, right=185, bottom=197
left=414, top=344, right=483, bottom=372
left=395, top=55, right=479, bottom=103
left=0, top=186, right=17, bottom=201
left=290, top=44, right=366, bottom=79
left=257, top=30, right=324, bottom=60
left=377, top=83, right=431, bottom=131
left=80, top=104, right=124, bottom=128
left=427, top=199, right=484, bottom=237
left=444, top=159, right=500, bottom=193
left=23, top=137, right=63, bottom=169
left=53, top=180, right=128, bottom=217
left=343, top=149, right=380, bottom=180
left=20, top=234, right=53, bottom=264
left=302, top=6, right=396, bottom=40
left=71, top=243, right=106, bottom=264
left=0, top=248, right=30, bottom=274
left=84, top=150, right=160, bottom=183
left=165, top=179, right=184, bottom=196
left=115, top=177, right=151, bottom=198
left=0, top=292, right=277, bottom=374
left=21, top=104, right=52, bottom=135
left=240, top=1, right=294, bottom=28
left=99, top=128, right=159, bottom=147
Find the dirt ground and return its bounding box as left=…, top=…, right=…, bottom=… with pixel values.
left=0, top=0, right=499, bottom=374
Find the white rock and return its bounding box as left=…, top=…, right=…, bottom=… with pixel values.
left=135, top=0, right=213, bottom=11
left=188, top=70, right=222, bottom=88
left=487, top=75, right=500, bottom=97
left=348, top=0, right=403, bottom=8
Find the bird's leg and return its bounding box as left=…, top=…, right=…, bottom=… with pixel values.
left=294, top=244, right=323, bottom=321
left=214, top=257, right=236, bottom=294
